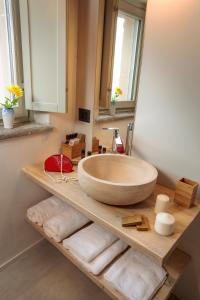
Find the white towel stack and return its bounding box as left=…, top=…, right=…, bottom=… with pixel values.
left=71, top=239, right=128, bottom=275
left=27, top=196, right=66, bottom=226
left=63, top=223, right=118, bottom=262
left=43, top=208, right=90, bottom=242
left=63, top=223, right=127, bottom=275
left=104, top=248, right=167, bottom=300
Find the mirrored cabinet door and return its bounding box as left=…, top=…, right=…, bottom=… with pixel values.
left=99, top=0, right=146, bottom=112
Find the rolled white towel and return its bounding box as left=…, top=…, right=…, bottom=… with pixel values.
left=104, top=248, right=167, bottom=300
left=27, top=196, right=66, bottom=226
left=43, top=208, right=90, bottom=242
left=70, top=239, right=128, bottom=275
left=63, top=223, right=118, bottom=262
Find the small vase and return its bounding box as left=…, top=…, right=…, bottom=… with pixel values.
left=2, top=108, right=14, bottom=129
left=110, top=102, right=116, bottom=116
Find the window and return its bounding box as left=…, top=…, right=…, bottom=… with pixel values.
left=0, top=0, right=27, bottom=119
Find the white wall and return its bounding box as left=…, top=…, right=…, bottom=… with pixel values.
left=134, top=0, right=200, bottom=299
left=0, top=113, right=74, bottom=266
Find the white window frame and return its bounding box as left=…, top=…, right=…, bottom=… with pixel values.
left=0, top=0, right=28, bottom=121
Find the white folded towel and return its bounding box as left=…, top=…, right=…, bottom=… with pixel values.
left=104, top=248, right=167, bottom=300
left=27, top=196, right=66, bottom=226
left=70, top=240, right=128, bottom=275
left=63, top=223, right=118, bottom=262
left=43, top=208, right=90, bottom=242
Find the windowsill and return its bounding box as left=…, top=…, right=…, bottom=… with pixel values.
left=95, top=112, right=134, bottom=123
left=0, top=122, right=53, bottom=141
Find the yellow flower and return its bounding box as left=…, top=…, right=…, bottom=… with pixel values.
left=115, top=87, right=123, bottom=95
left=7, top=85, right=23, bottom=97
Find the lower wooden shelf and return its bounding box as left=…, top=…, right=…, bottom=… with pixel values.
left=26, top=218, right=190, bottom=300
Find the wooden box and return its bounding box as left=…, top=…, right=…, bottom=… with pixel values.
left=62, top=142, right=85, bottom=159
left=174, top=178, right=199, bottom=208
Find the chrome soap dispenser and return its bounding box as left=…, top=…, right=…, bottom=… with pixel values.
left=102, top=127, right=125, bottom=154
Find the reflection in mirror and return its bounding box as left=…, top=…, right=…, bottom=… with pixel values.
left=100, top=0, right=147, bottom=111
left=112, top=10, right=143, bottom=101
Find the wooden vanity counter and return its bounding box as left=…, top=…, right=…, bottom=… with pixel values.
left=22, top=163, right=200, bottom=265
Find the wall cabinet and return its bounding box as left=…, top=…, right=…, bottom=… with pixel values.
left=19, top=0, right=77, bottom=113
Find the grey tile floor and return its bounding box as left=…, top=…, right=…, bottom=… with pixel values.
left=0, top=240, right=179, bottom=300
left=0, top=240, right=110, bottom=300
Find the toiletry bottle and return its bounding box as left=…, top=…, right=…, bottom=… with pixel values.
left=102, top=147, right=106, bottom=154
left=87, top=151, right=92, bottom=156
left=98, top=145, right=102, bottom=154
left=102, top=128, right=125, bottom=154
left=81, top=149, right=85, bottom=159
left=65, top=134, right=70, bottom=144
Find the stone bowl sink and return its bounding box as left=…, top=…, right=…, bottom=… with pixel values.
left=78, top=154, right=158, bottom=206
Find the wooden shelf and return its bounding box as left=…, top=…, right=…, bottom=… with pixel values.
left=27, top=218, right=190, bottom=300
left=22, top=163, right=200, bottom=265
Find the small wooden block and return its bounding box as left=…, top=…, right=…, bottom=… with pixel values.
left=122, top=215, right=142, bottom=227
left=136, top=216, right=150, bottom=231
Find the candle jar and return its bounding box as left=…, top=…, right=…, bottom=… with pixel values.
left=154, top=194, right=170, bottom=214
left=154, top=212, right=175, bottom=236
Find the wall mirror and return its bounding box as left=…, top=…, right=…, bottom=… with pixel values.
left=99, top=0, right=147, bottom=114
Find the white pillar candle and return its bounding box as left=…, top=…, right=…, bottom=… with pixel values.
left=154, top=194, right=170, bottom=214
left=154, top=212, right=175, bottom=236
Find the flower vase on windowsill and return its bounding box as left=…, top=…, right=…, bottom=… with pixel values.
left=110, top=101, right=116, bottom=116
left=110, top=87, right=123, bottom=116
left=2, top=108, right=15, bottom=129
left=0, top=85, right=23, bottom=129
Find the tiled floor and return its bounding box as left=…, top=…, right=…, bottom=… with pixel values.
left=0, top=240, right=179, bottom=300
left=0, top=240, right=110, bottom=300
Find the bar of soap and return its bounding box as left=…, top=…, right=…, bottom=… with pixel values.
left=122, top=215, right=142, bottom=227
left=136, top=216, right=150, bottom=231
